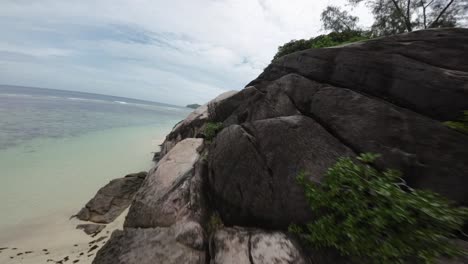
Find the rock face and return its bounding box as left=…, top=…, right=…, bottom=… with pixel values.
left=160, top=90, right=238, bottom=156
left=207, top=30, right=468, bottom=230
left=76, top=171, right=147, bottom=223
left=210, top=227, right=307, bottom=264
left=93, top=227, right=205, bottom=264
left=247, top=28, right=468, bottom=122
left=76, top=223, right=106, bottom=236
left=94, top=138, right=208, bottom=263
left=125, top=138, right=205, bottom=228
left=209, top=115, right=354, bottom=228
left=93, top=29, right=468, bottom=264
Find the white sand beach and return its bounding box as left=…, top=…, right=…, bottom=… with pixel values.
left=0, top=209, right=127, bottom=264
left=0, top=125, right=171, bottom=264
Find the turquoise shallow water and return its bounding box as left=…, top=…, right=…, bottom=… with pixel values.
left=0, top=86, right=190, bottom=237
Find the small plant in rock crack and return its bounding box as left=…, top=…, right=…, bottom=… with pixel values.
left=203, top=122, right=223, bottom=141
left=207, top=211, right=224, bottom=235
left=444, top=110, right=468, bottom=134
left=290, top=153, right=468, bottom=264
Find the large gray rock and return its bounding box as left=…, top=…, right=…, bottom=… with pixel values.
left=94, top=138, right=209, bottom=264
left=76, top=223, right=105, bottom=236
left=160, top=90, right=238, bottom=156
left=248, top=28, right=468, bottom=121
left=93, top=226, right=205, bottom=264
left=210, top=227, right=307, bottom=264
left=209, top=85, right=299, bottom=125
left=209, top=115, right=355, bottom=228
left=297, top=84, right=468, bottom=204
left=76, top=171, right=147, bottom=223
left=211, top=71, right=468, bottom=207
left=93, top=29, right=468, bottom=264
left=125, top=138, right=205, bottom=228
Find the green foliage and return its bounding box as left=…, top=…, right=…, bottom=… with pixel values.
left=203, top=122, right=223, bottom=141
left=444, top=111, right=468, bottom=134
left=207, top=211, right=224, bottom=235
left=291, top=153, right=468, bottom=264
left=273, top=31, right=370, bottom=60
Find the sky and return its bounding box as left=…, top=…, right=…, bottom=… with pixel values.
left=0, top=0, right=373, bottom=106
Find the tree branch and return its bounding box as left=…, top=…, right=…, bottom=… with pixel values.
left=407, top=0, right=412, bottom=31
left=429, top=0, right=455, bottom=28
left=391, top=0, right=413, bottom=31
left=420, top=0, right=427, bottom=28
left=424, top=0, right=435, bottom=7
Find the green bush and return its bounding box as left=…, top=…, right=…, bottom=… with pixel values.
left=203, top=122, right=223, bottom=141
left=444, top=111, right=468, bottom=134
left=290, top=153, right=468, bottom=264
left=273, top=30, right=370, bottom=60
left=207, top=211, right=224, bottom=235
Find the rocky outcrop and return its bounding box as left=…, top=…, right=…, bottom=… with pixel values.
left=126, top=138, right=205, bottom=228
left=93, top=28, right=468, bottom=264
left=94, top=138, right=208, bottom=263
left=76, top=223, right=105, bottom=236
left=93, top=226, right=205, bottom=264
left=209, top=115, right=354, bottom=228
left=247, top=28, right=468, bottom=122
left=208, top=29, right=468, bottom=215
left=160, top=90, right=238, bottom=156
left=210, top=227, right=307, bottom=264
left=76, top=171, right=147, bottom=223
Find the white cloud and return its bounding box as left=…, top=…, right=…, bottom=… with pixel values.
left=0, top=42, right=73, bottom=57
left=0, top=0, right=373, bottom=105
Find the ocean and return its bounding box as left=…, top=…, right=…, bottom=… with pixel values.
left=0, top=85, right=190, bottom=242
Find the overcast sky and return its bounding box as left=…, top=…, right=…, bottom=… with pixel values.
left=0, top=0, right=373, bottom=106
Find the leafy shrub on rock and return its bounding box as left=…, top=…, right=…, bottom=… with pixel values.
left=273, top=30, right=370, bottom=60
left=290, top=153, right=468, bottom=264
left=444, top=110, right=468, bottom=134
left=203, top=122, right=223, bottom=141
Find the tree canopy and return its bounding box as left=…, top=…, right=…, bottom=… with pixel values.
left=321, top=6, right=360, bottom=32
left=344, top=0, right=468, bottom=35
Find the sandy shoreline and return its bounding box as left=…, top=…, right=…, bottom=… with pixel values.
left=0, top=127, right=170, bottom=264
left=0, top=207, right=127, bottom=264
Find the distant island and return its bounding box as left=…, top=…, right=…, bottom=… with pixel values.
left=186, top=104, right=201, bottom=109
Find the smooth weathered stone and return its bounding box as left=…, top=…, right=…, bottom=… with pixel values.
left=75, top=171, right=147, bottom=223
left=93, top=227, right=205, bottom=264
left=209, top=115, right=355, bottom=228
left=160, top=90, right=238, bottom=156
left=211, top=71, right=468, bottom=207
left=125, top=138, right=204, bottom=228
left=175, top=220, right=205, bottom=251
left=301, top=85, right=468, bottom=204
left=210, top=227, right=251, bottom=264
left=250, top=231, right=307, bottom=264
left=210, top=227, right=307, bottom=264
left=248, top=28, right=468, bottom=121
